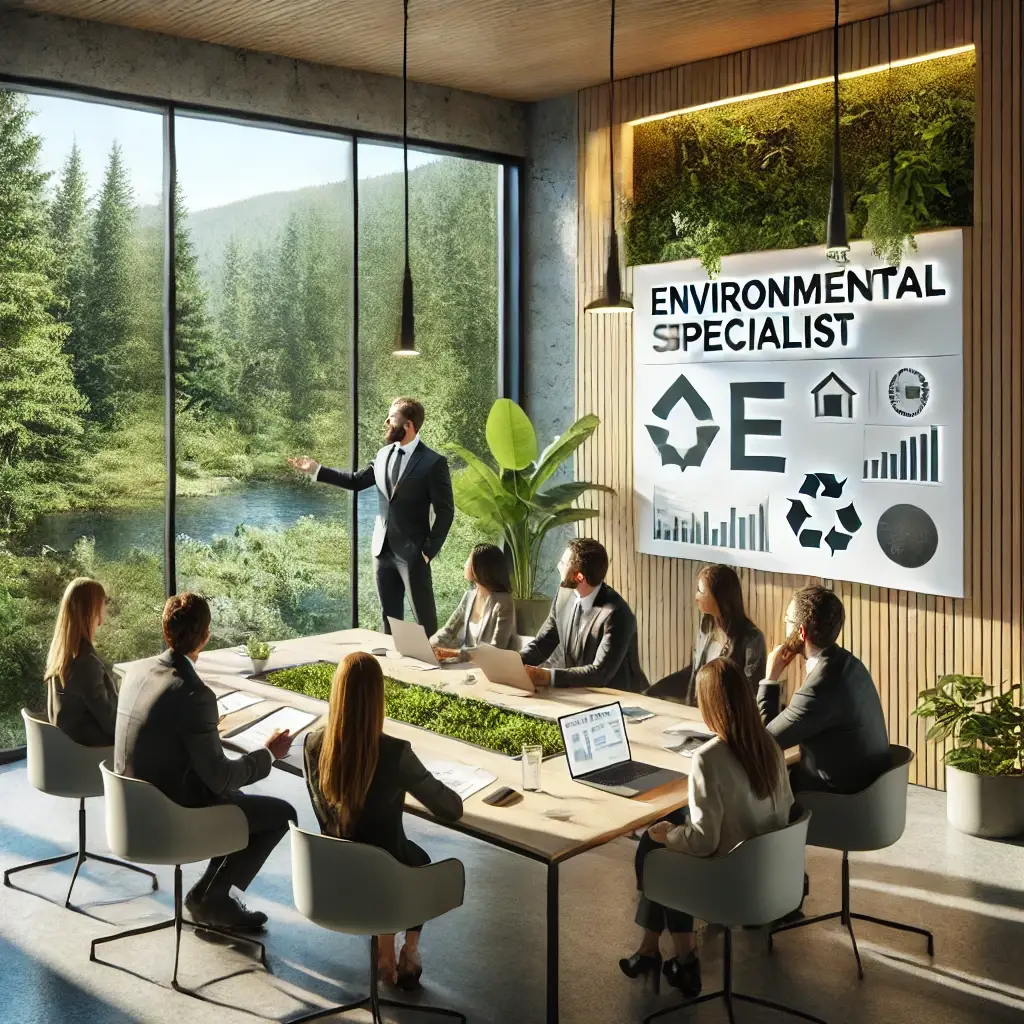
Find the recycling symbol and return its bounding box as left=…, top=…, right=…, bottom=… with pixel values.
left=645, top=374, right=719, bottom=473
left=786, top=473, right=862, bottom=555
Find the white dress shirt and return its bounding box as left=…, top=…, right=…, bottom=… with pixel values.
left=574, top=582, right=602, bottom=616
left=760, top=650, right=819, bottom=689
left=385, top=435, right=420, bottom=487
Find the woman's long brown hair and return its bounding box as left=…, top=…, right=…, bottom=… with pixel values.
left=696, top=657, right=782, bottom=801
left=44, top=577, right=107, bottom=685
left=697, top=564, right=754, bottom=649
left=318, top=651, right=385, bottom=835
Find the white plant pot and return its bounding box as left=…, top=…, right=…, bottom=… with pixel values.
left=250, top=658, right=269, bottom=676
left=945, top=764, right=1024, bottom=838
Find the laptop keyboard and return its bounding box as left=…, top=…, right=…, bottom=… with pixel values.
left=591, top=760, right=660, bottom=786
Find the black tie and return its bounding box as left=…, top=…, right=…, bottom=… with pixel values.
left=567, top=601, right=582, bottom=664
left=388, top=446, right=404, bottom=498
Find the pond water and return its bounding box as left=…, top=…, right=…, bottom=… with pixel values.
left=23, top=482, right=377, bottom=560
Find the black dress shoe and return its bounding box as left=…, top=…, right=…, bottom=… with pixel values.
left=186, top=892, right=268, bottom=933
left=619, top=951, right=662, bottom=993
left=664, top=954, right=701, bottom=998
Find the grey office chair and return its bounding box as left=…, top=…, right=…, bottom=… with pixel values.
left=641, top=808, right=826, bottom=1024
left=768, top=745, right=934, bottom=978
left=90, top=762, right=269, bottom=993
left=3, top=709, right=157, bottom=908
left=287, top=823, right=466, bottom=1023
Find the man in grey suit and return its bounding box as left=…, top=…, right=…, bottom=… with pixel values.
left=759, top=585, right=890, bottom=795
left=289, top=397, right=454, bottom=636
left=521, top=538, right=648, bottom=693
left=115, top=593, right=295, bottom=932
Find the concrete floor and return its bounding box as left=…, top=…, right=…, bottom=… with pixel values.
left=1, top=759, right=1022, bottom=1024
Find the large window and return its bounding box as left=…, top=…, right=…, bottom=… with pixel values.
left=0, top=90, right=166, bottom=748
left=173, top=115, right=354, bottom=650
left=356, top=142, right=501, bottom=629
left=0, top=84, right=518, bottom=750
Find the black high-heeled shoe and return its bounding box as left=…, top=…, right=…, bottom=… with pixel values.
left=619, top=951, right=662, bottom=993
left=663, top=954, right=701, bottom=998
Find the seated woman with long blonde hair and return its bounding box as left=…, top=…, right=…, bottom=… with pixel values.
left=304, top=651, right=463, bottom=989
left=45, top=577, right=117, bottom=747
left=621, top=657, right=793, bottom=999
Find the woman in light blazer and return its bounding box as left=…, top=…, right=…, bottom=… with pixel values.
left=431, top=543, right=518, bottom=659
left=648, top=563, right=766, bottom=705
left=621, top=657, right=793, bottom=999
left=45, top=577, right=118, bottom=747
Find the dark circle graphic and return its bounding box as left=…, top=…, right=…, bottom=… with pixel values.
left=876, top=504, right=939, bottom=568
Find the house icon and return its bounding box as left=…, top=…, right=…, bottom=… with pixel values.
left=811, top=372, right=856, bottom=418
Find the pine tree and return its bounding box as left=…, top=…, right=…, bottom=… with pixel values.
left=77, top=142, right=137, bottom=426
left=49, top=141, right=91, bottom=332
left=173, top=179, right=226, bottom=415
left=273, top=215, right=314, bottom=420
left=0, top=91, right=86, bottom=533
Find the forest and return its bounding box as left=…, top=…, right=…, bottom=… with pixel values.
left=0, top=89, right=501, bottom=746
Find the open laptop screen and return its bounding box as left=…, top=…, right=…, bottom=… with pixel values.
left=558, top=702, right=631, bottom=778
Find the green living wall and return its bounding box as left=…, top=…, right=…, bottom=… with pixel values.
left=627, top=50, right=975, bottom=274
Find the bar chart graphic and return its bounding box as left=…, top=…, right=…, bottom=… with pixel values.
left=653, top=489, right=770, bottom=552
left=862, top=424, right=941, bottom=483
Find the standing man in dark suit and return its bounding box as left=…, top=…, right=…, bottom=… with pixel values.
left=521, top=538, right=648, bottom=693
left=289, top=397, right=454, bottom=637
left=758, top=585, right=890, bottom=795
left=115, top=593, right=296, bottom=932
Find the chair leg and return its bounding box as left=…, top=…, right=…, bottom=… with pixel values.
left=849, top=913, right=935, bottom=957
left=733, top=993, right=829, bottom=1024
left=5, top=799, right=158, bottom=908
left=171, top=866, right=184, bottom=989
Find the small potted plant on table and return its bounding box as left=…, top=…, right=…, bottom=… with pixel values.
left=912, top=675, right=1024, bottom=838
left=246, top=637, right=273, bottom=676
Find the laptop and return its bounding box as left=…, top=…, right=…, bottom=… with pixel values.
left=387, top=617, right=442, bottom=666
left=557, top=701, right=683, bottom=797
left=468, top=642, right=535, bottom=692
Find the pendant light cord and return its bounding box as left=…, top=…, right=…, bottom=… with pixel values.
left=832, top=0, right=840, bottom=142
left=608, top=0, right=616, bottom=234
left=403, top=0, right=410, bottom=266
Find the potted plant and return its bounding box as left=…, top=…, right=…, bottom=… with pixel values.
left=246, top=637, right=273, bottom=676
left=448, top=399, right=613, bottom=636
left=912, top=675, right=1024, bottom=838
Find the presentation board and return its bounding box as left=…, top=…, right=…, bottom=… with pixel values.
left=633, top=229, right=964, bottom=597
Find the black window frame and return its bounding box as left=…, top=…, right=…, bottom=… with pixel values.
left=0, top=74, right=525, bottom=752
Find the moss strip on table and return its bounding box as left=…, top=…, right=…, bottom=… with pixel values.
left=268, top=662, right=564, bottom=758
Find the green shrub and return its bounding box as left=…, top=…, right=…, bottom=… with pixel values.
left=628, top=50, right=974, bottom=274
left=269, top=661, right=564, bottom=758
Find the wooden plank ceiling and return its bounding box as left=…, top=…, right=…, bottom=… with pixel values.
left=17, top=0, right=936, bottom=100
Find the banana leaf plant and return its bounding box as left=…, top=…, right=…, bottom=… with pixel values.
left=446, top=399, right=613, bottom=601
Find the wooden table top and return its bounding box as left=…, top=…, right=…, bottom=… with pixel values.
left=116, top=629, right=787, bottom=865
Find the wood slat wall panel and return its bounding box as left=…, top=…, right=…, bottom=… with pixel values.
left=576, top=0, right=1023, bottom=788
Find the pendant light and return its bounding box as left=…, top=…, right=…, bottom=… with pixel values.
left=825, top=0, right=850, bottom=264
left=586, top=0, right=632, bottom=313
left=394, top=0, right=419, bottom=355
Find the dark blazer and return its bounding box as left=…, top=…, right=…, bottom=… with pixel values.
left=317, top=440, right=454, bottom=564
left=432, top=587, right=519, bottom=653
left=521, top=584, right=649, bottom=693
left=303, top=728, right=462, bottom=864
left=47, top=640, right=118, bottom=747
left=758, top=644, right=891, bottom=794
left=651, top=617, right=767, bottom=706
left=115, top=650, right=273, bottom=808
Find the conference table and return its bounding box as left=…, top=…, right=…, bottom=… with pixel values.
left=117, top=628, right=755, bottom=1024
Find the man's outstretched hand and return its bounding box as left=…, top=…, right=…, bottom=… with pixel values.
left=287, top=455, right=318, bottom=474
left=265, top=729, right=293, bottom=761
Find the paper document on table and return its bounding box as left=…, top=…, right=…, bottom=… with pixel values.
left=422, top=760, right=497, bottom=801
left=226, top=707, right=318, bottom=752
left=217, top=691, right=264, bottom=718
left=662, top=721, right=714, bottom=737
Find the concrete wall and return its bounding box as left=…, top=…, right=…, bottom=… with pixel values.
left=524, top=93, right=578, bottom=593
left=0, top=9, right=527, bottom=155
